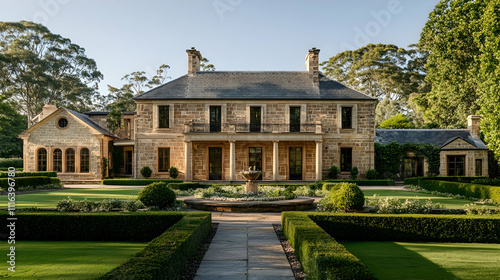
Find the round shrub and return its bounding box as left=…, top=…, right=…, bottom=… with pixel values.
left=169, top=166, right=179, bottom=179
left=140, top=166, right=152, bottom=178
left=330, top=182, right=364, bottom=211
left=138, top=182, right=176, bottom=209
left=366, top=169, right=378, bottom=180
left=327, top=165, right=340, bottom=179
left=350, top=166, right=359, bottom=180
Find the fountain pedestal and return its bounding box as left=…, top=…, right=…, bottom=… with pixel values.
left=245, top=181, right=258, bottom=194
left=240, top=169, right=262, bottom=194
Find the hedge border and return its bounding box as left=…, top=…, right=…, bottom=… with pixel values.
left=102, top=178, right=183, bottom=185
left=320, top=179, right=395, bottom=186
left=419, top=180, right=500, bottom=203
left=0, top=176, right=60, bottom=190
left=168, top=182, right=200, bottom=190
left=0, top=171, right=58, bottom=178
left=281, top=212, right=375, bottom=280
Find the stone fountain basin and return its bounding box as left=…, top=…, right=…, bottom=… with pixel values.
left=240, top=171, right=262, bottom=181
left=183, top=197, right=315, bottom=212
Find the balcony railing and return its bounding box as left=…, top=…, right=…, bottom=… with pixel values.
left=184, top=123, right=320, bottom=133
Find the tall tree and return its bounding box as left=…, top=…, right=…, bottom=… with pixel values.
left=477, top=0, right=500, bottom=162
left=201, top=58, right=215, bottom=71
left=0, top=21, right=103, bottom=127
left=321, top=43, right=428, bottom=125
left=105, top=64, right=171, bottom=132
left=0, top=100, right=26, bottom=157
left=415, top=0, right=486, bottom=128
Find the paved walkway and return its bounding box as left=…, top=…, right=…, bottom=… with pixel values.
left=194, top=212, right=294, bottom=280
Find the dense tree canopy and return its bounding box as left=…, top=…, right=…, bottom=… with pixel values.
left=0, top=21, right=103, bottom=127
left=379, top=113, right=415, bottom=129
left=0, top=100, right=26, bottom=157
left=415, top=0, right=486, bottom=128
left=321, top=43, right=429, bottom=125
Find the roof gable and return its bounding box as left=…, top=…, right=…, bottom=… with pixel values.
left=134, top=72, right=375, bottom=101
left=441, top=136, right=477, bottom=149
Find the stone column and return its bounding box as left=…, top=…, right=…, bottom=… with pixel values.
left=315, top=140, right=323, bottom=181
left=229, top=141, right=235, bottom=182
left=273, top=141, right=279, bottom=181
left=184, top=140, right=191, bottom=181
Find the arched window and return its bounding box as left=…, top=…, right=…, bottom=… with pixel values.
left=53, top=149, right=62, bottom=172
left=37, top=148, right=47, bottom=171
left=66, top=148, right=75, bottom=173
left=80, top=148, right=90, bottom=173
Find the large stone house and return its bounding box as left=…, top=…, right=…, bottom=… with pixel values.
left=20, top=47, right=378, bottom=182
left=19, top=47, right=489, bottom=182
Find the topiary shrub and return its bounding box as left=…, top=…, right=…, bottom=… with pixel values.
left=169, top=166, right=179, bottom=179
left=138, top=182, right=176, bottom=209
left=140, top=166, right=152, bottom=178
left=350, top=166, right=359, bottom=180
left=366, top=169, right=378, bottom=180
left=330, top=182, right=364, bottom=211
left=327, top=165, right=340, bottom=179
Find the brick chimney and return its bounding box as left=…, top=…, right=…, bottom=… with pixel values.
left=467, top=115, right=481, bottom=138
left=305, top=47, right=320, bottom=87
left=186, top=47, right=202, bottom=74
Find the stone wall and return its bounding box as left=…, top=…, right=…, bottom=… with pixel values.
left=439, top=149, right=488, bottom=176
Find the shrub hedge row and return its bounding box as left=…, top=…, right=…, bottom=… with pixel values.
left=281, top=212, right=375, bottom=280
left=98, top=212, right=211, bottom=280
left=0, top=176, right=61, bottom=190
left=102, top=178, right=183, bottom=185
left=320, top=179, right=395, bottom=186
left=0, top=171, right=58, bottom=178
left=0, top=158, right=23, bottom=168
left=309, top=213, right=500, bottom=243
left=418, top=180, right=500, bottom=203
left=168, top=182, right=200, bottom=190
left=0, top=212, right=184, bottom=241
left=405, top=176, right=488, bottom=185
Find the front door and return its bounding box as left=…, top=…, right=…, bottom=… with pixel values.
left=209, top=147, right=222, bottom=180
left=289, top=147, right=303, bottom=180
left=125, top=150, right=133, bottom=175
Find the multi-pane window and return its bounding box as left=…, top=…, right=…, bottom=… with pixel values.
left=341, top=107, right=352, bottom=129
left=66, top=148, right=75, bottom=173
left=448, top=155, right=465, bottom=176
left=158, top=148, right=170, bottom=172
left=37, top=148, right=47, bottom=171
left=340, top=148, right=353, bottom=172
left=250, top=107, right=261, bottom=132
left=53, top=149, right=62, bottom=172
left=249, top=147, right=263, bottom=180
left=210, top=106, right=222, bottom=132
left=158, top=106, right=169, bottom=128
left=290, top=106, right=301, bottom=132
left=80, top=148, right=90, bottom=173
left=475, top=159, right=483, bottom=176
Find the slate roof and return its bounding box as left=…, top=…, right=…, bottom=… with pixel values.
left=66, top=109, right=114, bottom=137
left=134, top=72, right=375, bottom=100
left=375, top=129, right=488, bottom=150
left=85, top=111, right=136, bottom=116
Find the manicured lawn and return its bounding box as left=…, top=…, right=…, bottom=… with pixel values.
left=0, top=188, right=142, bottom=208
left=363, top=189, right=499, bottom=209
left=0, top=241, right=147, bottom=279
left=341, top=241, right=500, bottom=280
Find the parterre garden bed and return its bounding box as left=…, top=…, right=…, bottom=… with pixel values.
left=282, top=212, right=500, bottom=279
left=0, top=211, right=211, bottom=279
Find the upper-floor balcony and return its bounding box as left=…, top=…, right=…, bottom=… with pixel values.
left=184, top=122, right=322, bottom=134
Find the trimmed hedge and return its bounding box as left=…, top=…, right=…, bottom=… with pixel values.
left=309, top=213, right=500, bottom=243
left=258, top=183, right=304, bottom=191
left=102, top=178, right=183, bottom=185
left=0, top=171, right=57, bottom=178
left=0, top=212, right=184, bottom=241
left=320, top=179, right=395, bottom=186
left=282, top=212, right=375, bottom=280
left=419, top=180, right=500, bottom=203
left=0, top=158, right=23, bottom=168
left=168, top=182, right=200, bottom=190
left=403, top=177, right=421, bottom=186
left=98, top=213, right=211, bottom=280
left=0, top=176, right=59, bottom=190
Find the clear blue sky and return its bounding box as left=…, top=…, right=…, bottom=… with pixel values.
left=0, top=0, right=439, bottom=96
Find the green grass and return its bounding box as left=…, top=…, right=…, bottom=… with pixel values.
left=341, top=241, right=500, bottom=280
left=0, top=188, right=142, bottom=208
left=0, top=241, right=147, bottom=279
left=363, top=189, right=499, bottom=209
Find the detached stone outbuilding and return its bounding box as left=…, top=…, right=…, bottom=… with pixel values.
left=375, top=115, right=488, bottom=177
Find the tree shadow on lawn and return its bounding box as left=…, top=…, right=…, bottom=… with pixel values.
left=340, top=241, right=458, bottom=280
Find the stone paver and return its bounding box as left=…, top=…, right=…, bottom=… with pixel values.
left=194, top=212, right=294, bottom=280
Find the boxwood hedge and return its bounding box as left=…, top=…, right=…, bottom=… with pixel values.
left=102, top=178, right=183, bottom=185
left=419, top=180, right=500, bottom=203
left=0, top=171, right=57, bottom=178
left=0, top=176, right=60, bottom=190
left=168, top=182, right=200, bottom=190
left=320, top=179, right=395, bottom=186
